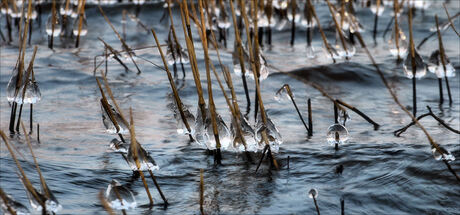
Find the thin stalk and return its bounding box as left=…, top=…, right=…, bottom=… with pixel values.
left=166, top=2, right=187, bottom=78
left=326, top=0, right=349, bottom=59
left=438, top=78, right=443, bottom=104
left=151, top=28, right=194, bottom=141
left=99, top=190, right=115, bottom=215
left=75, top=0, right=86, bottom=48
left=308, top=98, right=313, bottom=136
left=279, top=84, right=310, bottom=133
left=199, top=169, right=204, bottom=215
left=98, top=5, right=141, bottom=74
left=98, top=38, right=131, bottom=72
left=307, top=0, right=335, bottom=63
left=335, top=99, right=380, bottom=130
left=408, top=7, right=417, bottom=117
left=128, top=108, right=154, bottom=206
left=348, top=14, right=460, bottom=182
left=393, top=0, right=401, bottom=61
left=313, top=196, right=320, bottom=215
left=290, top=0, right=296, bottom=46
left=435, top=15, right=453, bottom=105
left=442, top=3, right=460, bottom=37
left=0, top=188, right=17, bottom=215
left=373, top=0, right=381, bottom=43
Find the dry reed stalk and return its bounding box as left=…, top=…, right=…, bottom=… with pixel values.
left=306, top=0, right=335, bottom=63
left=325, top=0, right=349, bottom=59
left=150, top=28, right=194, bottom=141
left=435, top=15, right=453, bottom=104
left=278, top=84, right=311, bottom=134
left=347, top=13, right=460, bottom=182
left=98, top=5, right=141, bottom=74
left=0, top=188, right=17, bottom=215
left=97, top=38, right=131, bottom=72
left=128, top=108, right=154, bottom=206
left=199, top=169, right=204, bottom=215
left=372, top=0, right=381, bottom=42
left=49, top=0, right=56, bottom=49
left=408, top=7, right=417, bottom=117
left=290, top=0, right=296, bottom=46
left=442, top=4, right=460, bottom=37
left=75, top=0, right=86, bottom=48
left=15, top=46, right=37, bottom=132
left=198, top=0, right=223, bottom=164
left=393, top=0, right=401, bottom=61
left=99, top=190, right=116, bottom=215
left=239, top=0, right=278, bottom=170
left=0, top=130, right=45, bottom=209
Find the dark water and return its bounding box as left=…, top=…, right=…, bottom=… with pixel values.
left=1, top=1, right=460, bottom=214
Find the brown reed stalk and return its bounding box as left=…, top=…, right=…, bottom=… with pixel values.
left=99, top=190, right=115, bottom=215
left=198, top=0, right=223, bottom=164
left=199, top=169, right=204, bottom=215
left=75, top=0, right=86, bottom=48
left=49, top=0, right=56, bottom=49
left=96, top=77, right=123, bottom=134
left=435, top=15, right=453, bottom=105
left=21, top=121, right=52, bottom=199
left=325, top=0, right=349, bottom=59
left=150, top=28, right=194, bottom=141
left=128, top=108, right=154, bottom=206
left=442, top=3, right=460, bottom=37
left=306, top=0, right=335, bottom=63
left=111, top=186, right=128, bottom=215
left=1, top=0, right=12, bottom=42
left=97, top=38, right=131, bottom=72
left=408, top=7, right=417, bottom=117
left=290, top=0, right=296, bottom=46
left=178, top=0, right=207, bottom=121
left=278, top=84, right=310, bottom=134
left=417, top=12, right=460, bottom=49
left=228, top=0, right=251, bottom=110
left=166, top=2, right=187, bottom=77
left=0, top=188, right=17, bottom=215
left=347, top=13, right=460, bottom=182
left=239, top=0, right=278, bottom=170
left=126, top=11, right=149, bottom=32
left=0, top=130, right=45, bottom=209
left=372, top=0, right=381, bottom=42
left=98, top=5, right=141, bottom=74
left=393, top=0, right=401, bottom=61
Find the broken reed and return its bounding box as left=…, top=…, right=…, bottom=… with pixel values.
left=166, top=2, right=187, bottom=77
left=75, top=0, right=87, bottom=48
left=347, top=9, right=460, bottom=182
left=98, top=5, right=141, bottom=74
left=435, top=15, right=453, bottom=105
left=277, top=84, right=311, bottom=135
left=442, top=4, right=460, bottom=37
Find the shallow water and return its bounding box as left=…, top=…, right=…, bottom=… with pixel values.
left=1, top=1, right=460, bottom=214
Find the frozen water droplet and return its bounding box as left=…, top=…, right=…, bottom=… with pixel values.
left=231, top=114, right=257, bottom=152
left=431, top=146, right=455, bottom=162
left=306, top=45, right=316, bottom=59
left=100, top=101, right=129, bottom=134
left=403, top=48, right=426, bottom=79
left=308, top=188, right=318, bottom=199
left=255, top=113, right=282, bottom=153
left=370, top=4, right=384, bottom=16
left=388, top=27, right=408, bottom=58
left=428, top=50, right=456, bottom=78
left=46, top=13, right=62, bottom=37
left=274, top=85, right=291, bottom=103
left=204, top=110, right=232, bottom=150
left=326, top=124, right=349, bottom=145
left=168, top=96, right=196, bottom=135
left=16, top=80, right=41, bottom=104
left=73, top=15, right=88, bottom=36
left=0, top=194, right=30, bottom=215
left=6, top=69, right=20, bottom=103
left=133, top=0, right=145, bottom=5
left=324, top=43, right=342, bottom=60
left=109, top=138, right=129, bottom=153
left=105, top=180, right=137, bottom=210
left=193, top=107, right=208, bottom=147
left=127, top=142, right=160, bottom=172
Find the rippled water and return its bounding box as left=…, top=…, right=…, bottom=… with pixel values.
left=1, top=1, right=459, bottom=214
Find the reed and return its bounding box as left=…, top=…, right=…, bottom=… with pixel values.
left=228, top=0, right=251, bottom=113
left=166, top=2, right=187, bottom=78
left=0, top=188, right=17, bottom=215
left=392, top=0, right=401, bottom=61
left=417, top=12, right=460, bottom=49
left=307, top=98, right=313, bottom=136
left=0, top=130, right=46, bottom=211
left=151, top=28, right=194, bottom=142
left=37, top=123, right=40, bottom=143
left=99, top=190, right=116, bottom=215
left=239, top=0, right=278, bottom=170
left=340, top=197, right=344, bottom=215
left=394, top=106, right=460, bottom=136
left=325, top=0, right=350, bottom=59
left=75, top=0, right=87, bottom=48
left=276, top=84, right=311, bottom=134
left=435, top=15, right=453, bottom=105
left=128, top=108, right=154, bottom=206
left=348, top=12, right=460, bottom=182
left=408, top=6, right=417, bottom=117
left=49, top=0, right=56, bottom=49
left=111, top=185, right=128, bottom=215
left=306, top=0, right=335, bottom=62
left=372, top=0, right=381, bottom=43
left=98, top=5, right=141, bottom=74
left=199, top=169, right=204, bottom=215
left=290, top=0, right=296, bottom=46
left=97, top=38, right=131, bottom=73
left=442, top=4, right=460, bottom=37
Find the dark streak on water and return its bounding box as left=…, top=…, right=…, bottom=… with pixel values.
left=1, top=1, right=460, bottom=214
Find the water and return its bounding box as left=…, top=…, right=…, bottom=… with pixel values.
left=1, top=1, right=460, bottom=214
left=105, top=179, right=137, bottom=210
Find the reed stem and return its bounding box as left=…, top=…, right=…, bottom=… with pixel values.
left=200, top=169, right=204, bottom=215
left=308, top=99, right=313, bottom=136
left=408, top=7, right=417, bottom=117
left=307, top=0, right=335, bottom=63
left=435, top=15, right=453, bottom=105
